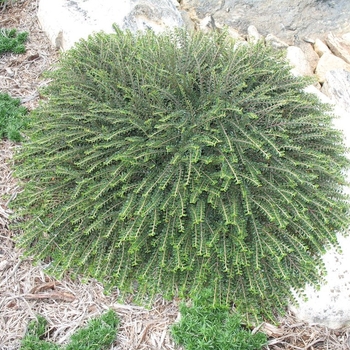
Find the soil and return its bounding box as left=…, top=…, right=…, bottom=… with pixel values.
left=0, top=1, right=350, bottom=349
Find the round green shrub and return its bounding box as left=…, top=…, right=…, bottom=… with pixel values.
left=12, top=26, right=350, bottom=321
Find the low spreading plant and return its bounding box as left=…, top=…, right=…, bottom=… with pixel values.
left=0, top=92, right=28, bottom=141
left=171, top=290, right=267, bottom=350
left=0, top=27, right=28, bottom=55
left=12, top=27, right=350, bottom=321
left=20, top=309, right=119, bottom=350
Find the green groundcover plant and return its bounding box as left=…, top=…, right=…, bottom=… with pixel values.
left=171, top=290, right=267, bottom=350
left=12, top=26, right=350, bottom=321
left=0, top=92, right=27, bottom=141
left=0, top=27, right=28, bottom=55
left=20, top=309, right=119, bottom=350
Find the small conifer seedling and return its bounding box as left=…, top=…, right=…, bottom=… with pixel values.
left=12, top=27, right=350, bottom=321
left=171, top=290, right=267, bottom=350
left=0, top=92, right=27, bottom=141
left=0, top=28, right=28, bottom=55
left=20, top=310, right=119, bottom=350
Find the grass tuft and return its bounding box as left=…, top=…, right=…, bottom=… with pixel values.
left=20, top=309, right=119, bottom=350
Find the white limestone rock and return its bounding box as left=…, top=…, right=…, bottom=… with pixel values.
left=289, top=85, right=350, bottom=329
left=321, top=69, right=350, bottom=114
left=286, top=46, right=313, bottom=76
left=313, top=38, right=331, bottom=58
left=247, top=25, right=263, bottom=44
left=298, top=42, right=319, bottom=73
left=289, top=233, right=350, bottom=329
left=326, top=32, right=350, bottom=65
left=38, top=0, right=184, bottom=51
left=315, top=52, right=350, bottom=83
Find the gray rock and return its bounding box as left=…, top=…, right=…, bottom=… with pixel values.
left=179, top=8, right=196, bottom=32
left=321, top=69, right=350, bottom=113
left=123, top=0, right=184, bottom=33
left=265, top=33, right=289, bottom=49
left=198, top=14, right=216, bottom=33
left=180, top=0, right=350, bottom=44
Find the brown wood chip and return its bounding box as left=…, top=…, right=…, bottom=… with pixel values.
left=24, top=292, right=76, bottom=302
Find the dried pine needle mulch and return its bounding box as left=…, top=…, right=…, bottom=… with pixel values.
left=1, top=1, right=350, bottom=349
left=262, top=311, right=350, bottom=350
left=0, top=0, right=58, bottom=111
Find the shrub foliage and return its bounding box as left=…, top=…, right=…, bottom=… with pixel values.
left=12, top=27, right=349, bottom=320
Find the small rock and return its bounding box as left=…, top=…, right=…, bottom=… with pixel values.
left=313, top=38, right=331, bottom=57
left=124, top=0, right=185, bottom=34
left=226, top=26, right=244, bottom=41
left=0, top=260, right=8, bottom=271
left=298, top=41, right=319, bottom=73
left=214, top=22, right=244, bottom=41
left=321, top=69, right=350, bottom=113
left=315, top=52, right=350, bottom=83
left=326, top=32, right=350, bottom=64
left=302, top=37, right=315, bottom=45
left=286, top=46, right=313, bottom=76
left=233, top=40, right=249, bottom=51
left=5, top=67, right=15, bottom=77
left=247, top=25, right=263, bottom=44
left=199, top=14, right=216, bottom=33
left=179, top=9, right=196, bottom=32
left=265, top=33, right=289, bottom=49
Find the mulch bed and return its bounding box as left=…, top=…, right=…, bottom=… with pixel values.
left=1, top=1, right=350, bottom=349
